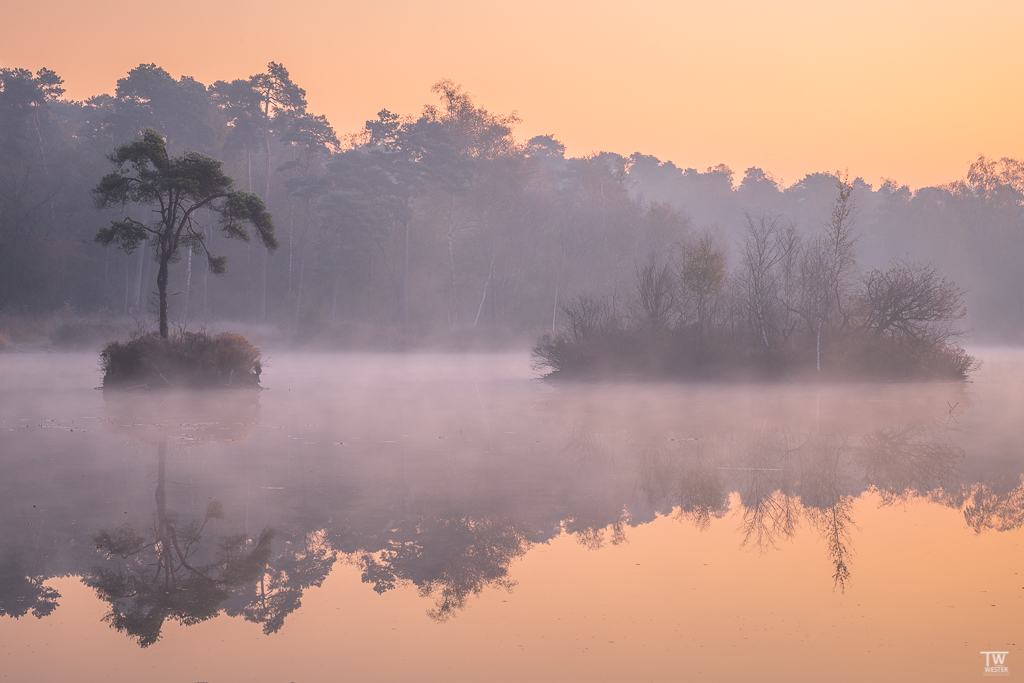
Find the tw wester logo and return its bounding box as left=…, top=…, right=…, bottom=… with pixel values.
left=981, top=651, right=1009, bottom=677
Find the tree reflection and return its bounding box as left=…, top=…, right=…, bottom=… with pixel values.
left=562, top=417, right=611, bottom=464
left=564, top=515, right=629, bottom=550
left=0, top=559, right=59, bottom=619
left=958, top=476, right=1024, bottom=533
left=0, top=507, right=61, bottom=620
left=87, top=439, right=274, bottom=647
left=675, top=439, right=728, bottom=532
left=4, top=375, right=1023, bottom=633
left=796, top=433, right=856, bottom=591
left=858, top=423, right=962, bottom=504
left=224, top=528, right=336, bottom=634
left=737, top=429, right=799, bottom=552
left=359, top=515, right=528, bottom=622
left=624, top=405, right=970, bottom=590
left=804, top=497, right=856, bottom=591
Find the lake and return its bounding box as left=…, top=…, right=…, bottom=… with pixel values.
left=0, top=350, right=1021, bottom=681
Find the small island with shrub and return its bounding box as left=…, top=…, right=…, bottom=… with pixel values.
left=100, top=332, right=263, bottom=390
left=532, top=176, right=978, bottom=382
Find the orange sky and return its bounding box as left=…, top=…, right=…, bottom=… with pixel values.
left=5, top=0, right=1024, bottom=189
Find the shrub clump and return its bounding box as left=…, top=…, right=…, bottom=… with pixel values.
left=100, top=332, right=263, bottom=389
left=533, top=325, right=978, bottom=382
left=534, top=176, right=980, bottom=383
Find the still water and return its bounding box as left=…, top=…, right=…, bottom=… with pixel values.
left=0, top=351, right=1021, bottom=681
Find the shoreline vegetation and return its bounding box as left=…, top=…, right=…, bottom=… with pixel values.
left=99, top=331, right=263, bottom=390
left=533, top=178, right=978, bottom=382
left=531, top=321, right=977, bottom=382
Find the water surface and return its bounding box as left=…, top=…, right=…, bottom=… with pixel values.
left=0, top=351, right=1021, bottom=681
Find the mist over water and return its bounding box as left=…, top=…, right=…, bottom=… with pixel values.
left=5, top=14, right=1024, bottom=682
left=0, top=350, right=1021, bottom=681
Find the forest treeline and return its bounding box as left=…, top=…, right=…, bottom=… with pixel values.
left=1, top=62, right=1022, bottom=347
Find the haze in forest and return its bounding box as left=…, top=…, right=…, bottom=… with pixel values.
left=0, top=60, right=1022, bottom=357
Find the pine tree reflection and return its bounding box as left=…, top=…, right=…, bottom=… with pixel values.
left=87, top=439, right=274, bottom=647
left=223, top=528, right=336, bottom=634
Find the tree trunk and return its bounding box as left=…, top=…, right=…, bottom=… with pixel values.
left=401, top=217, right=410, bottom=335
left=31, top=108, right=56, bottom=230
left=260, top=250, right=268, bottom=323
left=446, top=194, right=458, bottom=326
left=203, top=223, right=210, bottom=319
left=184, top=246, right=193, bottom=323
left=261, top=126, right=271, bottom=323
left=131, top=242, right=145, bottom=314
left=155, top=437, right=173, bottom=587
left=552, top=282, right=559, bottom=331
left=287, top=199, right=294, bottom=297
left=157, top=251, right=170, bottom=339
left=123, top=255, right=130, bottom=316
left=140, top=242, right=152, bottom=317
left=816, top=322, right=821, bottom=372
left=474, top=251, right=495, bottom=328
left=331, top=269, right=341, bottom=324
left=293, top=200, right=310, bottom=332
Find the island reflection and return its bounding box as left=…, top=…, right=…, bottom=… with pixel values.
left=1, top=368, right=1022, bottom=647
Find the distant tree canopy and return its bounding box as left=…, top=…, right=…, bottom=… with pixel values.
left=1, top=62, right=1022, bottom=346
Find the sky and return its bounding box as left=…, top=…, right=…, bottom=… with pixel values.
left=5, top=0, right=1024, bottom=189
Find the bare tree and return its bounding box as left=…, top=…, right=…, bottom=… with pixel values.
left=793, top=172, right=859, bottom=370
left=632, top=255, right=676, bottom=329
left=739, top=210, right=799, bottom=348
left=821, top=171, right=858, bottom=326
left=857, top=259, right=967, bottom=346
left=560, top=293, right=608, bottom=343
